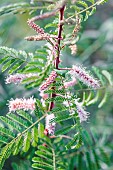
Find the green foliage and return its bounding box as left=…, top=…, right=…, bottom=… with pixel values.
left=0, top=0, right=112, bottom=170
left=0, top=99, right=46, bottom=170
left=0, top=46, right=52, bottom=88
left=0, top=2, right=39, bottom=16
left=70, top=0, right=108, bottom=22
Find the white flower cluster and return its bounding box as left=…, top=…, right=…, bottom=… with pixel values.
left=63, top=93, right=89, bottom=122
left=45, top=114, right=56, bottom=135
left=8, top=97, right=36, bottom=112
left=5, top=73, right=38, bottom=84
left=74, top=99, right=89, bottom=122
left=69, top=65, right=100, bottom=88
left=39, top=71, right=57, bottom=91
left=64, top=78, right=77, bottom=88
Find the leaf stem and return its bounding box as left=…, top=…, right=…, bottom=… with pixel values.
left=67, top=1, right=99, bottom=21
left=5, top=114, right=47, bottom=146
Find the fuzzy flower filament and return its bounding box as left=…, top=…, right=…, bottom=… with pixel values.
left=64, top=78, right=77, bottom=88
left=74, top=99, right=89, bottom=122
left=5, top=73, right=38, bottom=84
left=63, top=92, right=90, bottom=122
left=39, top=71, right=57, bottom=91
left=27, top=20, right=45, bottom=34
left=69, top=65, right=100, bottom=88
left=39, top=91, right=49, bottom=107
left=8, top=97, right=36, bottom=112
left=45, top=114, right=56, bottom=135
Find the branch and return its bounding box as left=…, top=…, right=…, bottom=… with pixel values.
left=49, top=5, right=65, bottom=111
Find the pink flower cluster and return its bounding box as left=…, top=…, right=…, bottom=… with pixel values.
left=5, top=73, right=38, bottom=84
left=74, top=99, right=89, bottom=122
left=64, top=78, right=77, bottom=88
left=45, top=114, right=56, bottom=135
left=39, top=91, right=48, bottom=107
left=69, top=65, right=100, bottom=88
left=27, top=20, right=45, bottom=34
left=8, top=97, right=36, bottom=112
left=63, top=92, right=89, bottom=122
left=39, top=71, right=57, bottom=91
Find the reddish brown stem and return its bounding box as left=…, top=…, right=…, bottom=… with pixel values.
left=49, top=5, right=65, bottom=111
left=55, top=5, right=65, bottom=69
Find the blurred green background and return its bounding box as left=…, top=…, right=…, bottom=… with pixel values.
left=0, top=0, right=113, bottom=169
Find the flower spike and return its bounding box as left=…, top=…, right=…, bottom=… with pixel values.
left=69, top=65, right=100, bottom=88
left=39, top=71, right=57, bottom=91
left=5, top=73, right=38, bottom=84
left=27, top=20, right=45, bottom=34
left=74, top=99, right=90, bottom=122
left=45, top=114, right=56, bottom=135
left=8, top=97, right=36, bottom=112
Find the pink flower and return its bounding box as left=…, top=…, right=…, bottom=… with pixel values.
left=69, top=44, right=77, bottom=55
left=39, top=91, right=48, bottom=100
left=27, top=20, right=45, bottom=34
left=45, top=114, right=56, bottom=135
left=25, top=34, right=50, bottom=41
left=39, top=71, right=57, bottom=91
left=8, top=97, right=36, bottom=112
left=39, top=91, right=48, bottom=107
left=64, top=78, right=77, bottom=88
left=74, top=99, right=89, bottom=122
left=69, top=65, right=100, bottom=88
left=5, top=73, right=38, bottom=84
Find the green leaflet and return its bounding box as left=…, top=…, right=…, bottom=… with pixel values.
left=0, top=141, right=14, bottom=170
left=35, top=150, right=53, bottom=161
left=0, top=46, right=29, bottom=74
left=32, top=163, right=53, bottom=170
left=99, top=148, right=110, bottom=165
left=31, top=126, right=38, bottom=147
left=38, top=145, right=52, bottom=156
left=98, top=90, right=109, bottom=108
left=85, top=151, right=93, bottom=170
left=0, top=127, right=15, bottom=139
left=13, top=136, right=23, bottom=155
left=0, top=3, right=38, bottom=16
left=50, top=106, right=67, bottom=114
left=92, top=149, right=100, bottom=169
left=23, top=131, right=31, bottom=152
left=7, top=113, right=30, bottom=129
left=66, top=132, right=79, bottom=149
left=0, top=116, right=22, bottom=132
left=16, top=110, right=33, bottom=124
left=77, top=153, right=83, bottom=170
left=55, top=125, right=76, bottom=135
left=0, top=136, right=8, bottom=144
left=97, top=0, right=108, bottom=5
left=55, top=113, right=74, bottom=123
left=38, top=123, right=44, bottom=138
left=0, top=112, right=46, bottom=168
left=82, top=130, right=93, bottom=146
left=102, top=70, right=113, bottom=86
left=0, top=46, right=50, bottom=87
left=45, top=96, right=66, bottom=103
left=32, top=144, right=66, bottom=170
left=23, top=67, right=42, bottom=73
left=2, top=59, right=15, bottom=72
left=8, top=60, right=23, bottom=74
left=86, top=90, right=100, bottom=106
